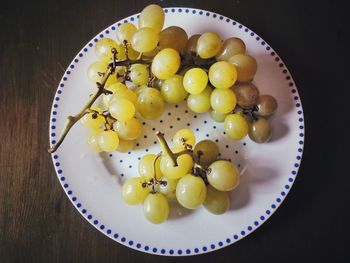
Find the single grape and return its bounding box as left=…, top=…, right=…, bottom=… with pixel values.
left=95, top=38, right=120, bottom=62
left=131, top=27, right=159, bottom=53
left=255, top=95, right=278, bottom=117
left=109, top=88, right=137, bottom=106
left=98, top=130, right=120, bottom=152
left=229, top=54, right=257, bottom=82
left=151, top=48, right=181, bottom=80
left=142, top=47, right=159, bottom=58
left=173, top=128, right=196, bottom=148
left=193, top=140, right=219, bottom=166
left=215, top=37, right=246, bottom=61
left=134, top=84, right=148, bottom=96
left=203, top=185, right=230, bottom=215
left=197, top=32, right=222, bottom=59
left=184, top=34, right=200, bottom=55
left=183, top=68, right=208, bottom=95
left=138, top=4, right=165, bottom=33
left=232, top=83, right=259, bottom=109
left=126, top=45, right=141, bottom=60
left=187, top=86, right=212, bottom=113
left=159, top=26, right=188, bottom=53
left=87, top=133, right=102, bottom=152
left=102, top=82, right=128, bottom=108
left=159, top=176, right=178, bottom=200
left=160, top=75, right=188, bottom=104
left=143, top=193, right=169, bottom=224
left=208, top=160, right=240, bottom=191
left=224, top=114, right=249, bottom=140
left=109, top=98, right=135, bottom=121
left=80, top=106, right=105, bottom=130
left=138, top=154, right=162, bottom=180
left=87, top=62, right=121, bottom=87
left=116, top=139, right=134, bottom=153
left=122, top=177, right=149, bottom=205
left=249, top=117, right=272, bottom=143
left=116, top=22, right=137, bottom=44
left=209, top=110, right=228, bottom=123
left=160, top=153, right=194, bottom=180
left=137, top=88, right=165, bottom=119
left=209, top=61, right=237, bottom=89
left=129, top=64, right=149, bottom=86
left=176, top=174, right=207, bottom=209
left=112, top=118, right=142, bottom=140
left=211, top=88, right=237, bottom=114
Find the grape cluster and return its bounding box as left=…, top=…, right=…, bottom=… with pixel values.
left=122, top=128, right=240, bottom=224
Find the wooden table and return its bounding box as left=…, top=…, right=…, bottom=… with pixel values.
left=0, top=0, right=347, bottom=262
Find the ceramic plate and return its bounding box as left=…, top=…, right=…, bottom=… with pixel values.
left=49, top=7, right=304, bottom=256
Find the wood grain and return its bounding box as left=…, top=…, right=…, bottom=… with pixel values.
left=0, top=0, right=348, bottom=262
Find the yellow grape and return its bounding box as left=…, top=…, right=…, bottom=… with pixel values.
left=129, top=64, right=149, bottom=85
left=209, top=110, right=228, bottom=123
left=160, top=75, right=188, bottom=104
left=138, top=154, right=162, bottom=180
left=187, top=86, right=212, bottom=113
left=138, top=4, right=165, bottom=33
left=173, top=128, right=196, bottom=148
left=210, top=88, right=237, bottom=114
left=158, top=26, right=188, bottom=53
left=209, top=61, right=237, bottom=89
left=193, top=139, right=219, bottom=167
left=122, top=177, right=149, bottom=205
left=109, top=88, right=137, bottom=106
left=197, top=32, right=222, bottom=59
left=102, top=82, right=127, bottom=108
left=80, top=106, right=105, bottom=130
left=134, top=84, right=148, bottom=96
left=88, top=62, right=120, bottom=87
left=203, top=185, right=230, bottom=215
left=109, top=98, right=135, bottom=121
left=143, top=193, right=169, bottom=224
left=207, top=160, right=240, bottom=191
left=159, top=176, right=178, bottom=200
left=160, top=153, right=194, bottom=180
left=176, top=174, right=207, bottom=209
left=116, top=22, right=137, bottom=43
left=112, top=118, right=142, bottom=140
left=224, top=114, right=249, bottom=140
left=98, top=130, right=119, bottom=152
left=137, top=88, right=165, bottom=119
left=95, top=38, right=120, bottom=62
left=229, top=54, right=258, bottom=82
left=215, top=37, right=246, bottom=61
left=142, top=47, right=159, bottom=58
left=183, top=68, right=208, bottom=94
left=151, top=48, right=180, bottom=80
left=116, top=139, right=134, bottom=153
left=87, top=133, right=102, bottom=152
left=131, top=27, right=159, bottom=53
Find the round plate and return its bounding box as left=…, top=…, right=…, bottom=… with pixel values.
left=49, top=7, right=304, bottom=256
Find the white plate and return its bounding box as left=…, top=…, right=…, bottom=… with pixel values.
left=49, top=7, right=304, bottom=256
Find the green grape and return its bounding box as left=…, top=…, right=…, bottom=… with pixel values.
left=109, top=98, right=135, bottom=121
left=209, top=61, right=237, bottom=89
left=151, top=48, right=180, bottom=80
left=197, top=32, right=222, bottom=59
left=131, top=27, right=159, bottom=53
left=255, top=95, right=278, bottom=117
left=138, top=4, right=165, bottom=33
left=134, top=84, right=148, bottom=96
left=210, top=110, right=228, bottom=123
left=173, top=128, right=196, bottom=148
left=138, top=154, right=162, bottom=180
left=110, top=88, right=137, bottom=106
left=129, top=64, right=149, bottom=86
left=183, top=68, right=208, bottom=95
left=160, top=153, right=194, bottom=180
left=203, top=185, right=230, bottom=215
left=210, top=88, right=237, bottom=114
left=207, top=160, right=240, bottom=191
left=112, top=118, right=142, bottom=140
left=184, top=34, right=200, bottom=55
left=248, top=117, right=272, bottom=143
left=137, top=88, right=165, bottom=119
left=87, top=62, right=121, bottom=87
left=143, top=193, right=169, bottom=224
left=116, top=139, right=134, bottom=153
left=142, top=47, right=159, bottom=58
left=224, top=114, right=249, bottom=140
left=176, top=174, right=207, bottom=209
left=122, top=177, right=149, bottom=205
left=232, top=83, right=259, bottom=109
left=229, top=54, right=257, bottom=82
left=126, top=45, right=141, bottom=60
left=80, top=106, right=105, bottom=130
left=116, top=22, right=137, bottom=44
left=193, top=140, right=219, bottom=166
left=87, top=133, right=102, bottom=152
left=102, top=82, right=128, bottom=108
left=159, top=176, right=178, bottom=200
left=215, top=37, right=246, bottom=61
left=159, top=26, right=188, bottom=53
left=98, top=130, right=119, bottom=152
left=95, top=38, right=120, bottom=62
left=187, top=86, right=212, bottom=113
left=160, top=75, right=188, bottom=104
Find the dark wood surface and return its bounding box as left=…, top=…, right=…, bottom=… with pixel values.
left=0, top=0, right=348, bottom=262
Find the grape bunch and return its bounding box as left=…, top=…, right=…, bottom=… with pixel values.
left=122, top=128, right=240, bottom=224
